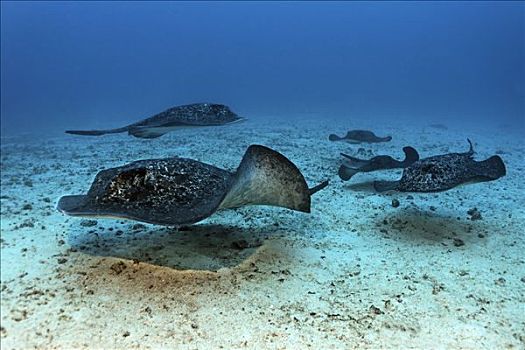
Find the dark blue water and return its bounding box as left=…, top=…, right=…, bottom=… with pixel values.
left=1, top=1, right=524, bottom=135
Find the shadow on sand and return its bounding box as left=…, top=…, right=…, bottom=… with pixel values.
left=68, top=223, right=280, bottom=271
left=376, top=208, right=489, bottom=245
left=343, top=180, right=378, bottom=193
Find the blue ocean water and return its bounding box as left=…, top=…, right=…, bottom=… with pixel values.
left=1, top=1, right=524, bottom=135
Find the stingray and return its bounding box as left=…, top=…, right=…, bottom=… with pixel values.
left=328, top=130, right=392, bottom=143
left=374, top=139, right=506, bottom=192
left=65, top=103, right=244, bottom=139
left=57, top=145, right=329, bottom=226
left=338, top=146, right=419, bottom=181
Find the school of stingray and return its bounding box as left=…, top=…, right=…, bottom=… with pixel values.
left=58, top=102, right=507, bottom=227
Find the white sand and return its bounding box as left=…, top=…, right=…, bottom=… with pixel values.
left=1, top=116, right=524, bottom=349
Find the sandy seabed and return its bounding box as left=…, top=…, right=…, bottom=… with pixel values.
left=1, top=115, right=524, bottom=349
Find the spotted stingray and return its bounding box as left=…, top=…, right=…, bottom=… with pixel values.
left=374, top=139, right=506, bottom=192
left=338, top=146, right=419, bottom=181
left=57, top=145, right=328, bottom=226
left=66, top=103, right=244, bottom=139
left=329, top=130, right=392, bottom=143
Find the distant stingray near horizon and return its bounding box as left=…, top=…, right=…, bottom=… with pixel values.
left=65, top=103, right=245, bottom=139
left=374, top=139, right=506, bottom=192
left=338, top=146, right=419, bottom=181
left=329, top=130, right=392, bottom=143
left=57, top=145, right=329, bottom=226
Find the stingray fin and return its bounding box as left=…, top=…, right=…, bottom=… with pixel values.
left=338, top=165, right=359, bottom=181
left=402, top=146, right=420, bottom=165
left=128, top=126, right=171, bottom=139
left=472, top=155, right=506, bottom=180
left=219, top=145, right=314, bottom=213
left=57, top=195, right=89, bottom=215
left=373, top=180, right=399, bottom=192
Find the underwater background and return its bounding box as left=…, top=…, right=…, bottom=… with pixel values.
left=1, top=1, right=524, bottom=135
left=1, top=2, right=524, bottom=349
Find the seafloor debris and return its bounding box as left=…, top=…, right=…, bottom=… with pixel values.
left=467, top=207, right=482, bottom=221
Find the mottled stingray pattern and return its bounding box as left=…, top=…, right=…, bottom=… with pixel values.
left=374, top=139, right=506, bottom=192
left=338, top=146, right=419, bottom=181
left=66, top=103, right=244, bottom=139
left=57, top=145, right=328, bottom=226
left=329, top=130, right=392, bottom=143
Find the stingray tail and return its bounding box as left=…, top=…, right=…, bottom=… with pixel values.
left=309, top=180, right=329, bottom=195
left=340, top=152, right=370, bottom=169
left=466, top=138, right=475, bottom=156
left=65, top=127, right=128, bottom=136
left=340, top=152, right=356, bottom=161
left=219, top=145, right=323, bottom=213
